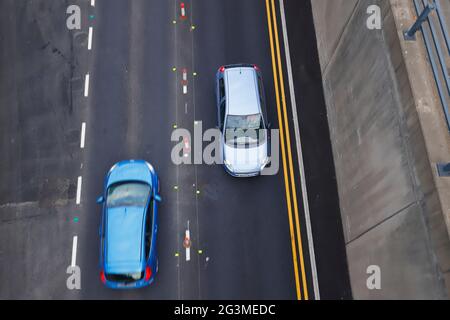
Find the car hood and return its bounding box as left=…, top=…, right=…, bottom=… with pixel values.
left=223, top=142, right=268, bottom=173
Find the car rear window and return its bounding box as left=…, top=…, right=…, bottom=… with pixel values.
left=105, top=272, right=144, bottom=283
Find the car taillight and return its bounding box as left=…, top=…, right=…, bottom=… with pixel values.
left=145, top=266, right=152, bottom=281
left=253, top=64, right=260, bottom=71
left=219, top=66, right=225, bottom=73
left=100, top=270, right=106, bottom=284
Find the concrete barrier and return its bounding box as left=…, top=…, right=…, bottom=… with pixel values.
left=311, top=0, right=450, bottom=299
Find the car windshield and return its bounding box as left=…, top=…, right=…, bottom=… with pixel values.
left=225, top=114, right=266, bottom=147
left=107, top=182, right=150, bottom=208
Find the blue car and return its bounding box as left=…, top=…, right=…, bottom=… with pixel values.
left=96, top=160, right=161, bottom=289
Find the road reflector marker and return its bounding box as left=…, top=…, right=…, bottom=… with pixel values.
left=191, top=25, right=196, bottom=30
left=184, top=228, right=191, bottom=261
left=198, top=250, right=203, bottom=254
left=184, top=136, right=190, bottom=150
left=181, top=68, right=188, bottom=94
left=180, top=2, right=187, bottom=20
left=174, top=185, right=179, bottom=190
left=175, top=252, right=179, bottom=257
left=172, top=67, right=177, bottom=72
left=183, top=236, right=191, bottom=249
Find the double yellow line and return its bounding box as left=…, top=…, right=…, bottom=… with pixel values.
left=265, top=0, right=309, bottom=300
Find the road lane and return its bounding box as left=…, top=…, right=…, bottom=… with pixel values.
left=0, top=0, right=89, bottom=299
left=172, top=0, right=204, bottom=299
left=192, top=0, right=301, bottom=299
left=78, top=0, right=178, bottom=299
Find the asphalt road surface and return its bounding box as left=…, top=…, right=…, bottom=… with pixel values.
left=0, top=0, right=352, bottom=300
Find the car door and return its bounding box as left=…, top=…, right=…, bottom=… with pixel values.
left=219, top=99, right=226, bottom=132
left=99, top=203, right=106, bottom=267
left=145, top=196, right=158, bottom=266
left=151, top=197, right=158, bottom=266
left=217, top=77, right=226, bottom=130
left=257, top=74, right=268, bottom=128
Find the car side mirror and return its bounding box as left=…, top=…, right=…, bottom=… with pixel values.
left=96, top=196, right=105, bottom=204
left=154, top=194, right=162, bottom=202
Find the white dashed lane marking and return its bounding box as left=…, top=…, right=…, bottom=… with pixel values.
left=80, top=122, right=86, bottom=149
left=71, top=236, right=78, bottom=267
left=76, top=176, right=82, bottom=205
left=84, top=74, right=90, bottom=97
left=88, top=27, right=93, bottom=50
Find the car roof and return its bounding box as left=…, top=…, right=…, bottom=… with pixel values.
left=225, top=67, right=260, bottom=116
left=107, top=160, right=153, bottom=188
left=105, top=206, right=146, bottom=274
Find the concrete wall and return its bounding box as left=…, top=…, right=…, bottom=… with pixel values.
left=311, top=0, right=450, bottom=299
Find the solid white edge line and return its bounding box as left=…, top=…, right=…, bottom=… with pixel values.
left=80, top=122, right=86, bottom=149
left=76, top=176, right=82, bottom=205
left=71, top=236, right=78, bottom=267
left=88, top=27, right=93, bottom=50
left=279, top=0, right=320, bottom=300
left=84, top=74, right=90, bottom=97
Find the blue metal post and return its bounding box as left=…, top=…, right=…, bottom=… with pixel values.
left=404, top=1, right=436, bottom=40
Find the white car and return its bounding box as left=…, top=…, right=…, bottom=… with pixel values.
left=215, top=64, right=270, bottom=177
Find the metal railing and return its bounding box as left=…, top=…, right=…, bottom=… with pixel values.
left=404, top=0, right=450, bottom=132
